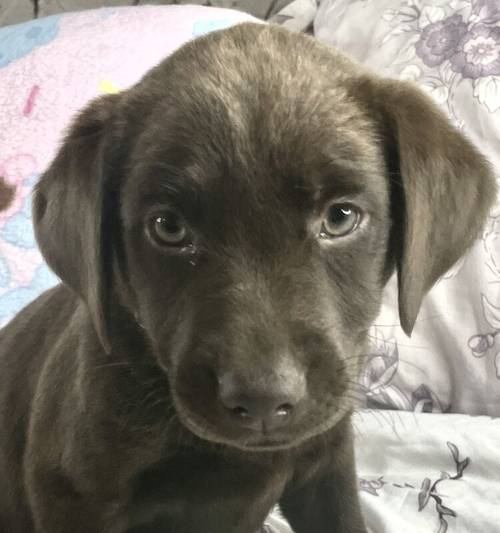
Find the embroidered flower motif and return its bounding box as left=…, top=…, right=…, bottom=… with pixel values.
left=468, top=333, right=495, bottom=356
left=411, top=384, right=444, bottom=413
left=451, top=24, right=500, bottom=78
left=359, top=477, right=386, bottom=496
left=473, top=74, right=500, bottom=112
left=471, top=0, right=500, bottom=25
left=415, top=14, right=468, bottom=67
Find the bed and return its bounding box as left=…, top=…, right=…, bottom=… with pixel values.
left=1, top=1, right=499, bottom=531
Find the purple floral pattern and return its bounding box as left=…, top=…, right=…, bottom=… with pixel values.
left=416, top=14, right=468, bottom=67
left=451, top=23, right=500, bottom=78
left=373, top=0, right=500, bottom=118
left=359, top=476, right=386, bottom=496
left=472, top=0, right=500, bottom=25
left=362, top=327, right=448, bottom=413
left=468, top=293, right=500, bottom=377
left=416, top=12, right=500, bottom=79
left=360, top=441, right=470, bottom=533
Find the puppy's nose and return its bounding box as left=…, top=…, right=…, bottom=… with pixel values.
left=218, top=371, right=306, bottom=432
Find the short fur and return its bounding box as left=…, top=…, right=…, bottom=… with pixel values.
left=0, top=23, right=495, bottom=533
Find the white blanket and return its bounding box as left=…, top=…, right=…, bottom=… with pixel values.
left=264, top=410, right=500, bottom=533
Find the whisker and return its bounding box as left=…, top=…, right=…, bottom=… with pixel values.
left=341, top=352, right=429, bottom=374
left=371, top=312, right=444, bottom=329
left=376, top=410, right=402, bottom=439
left=366, top=334, right=431, bottom=351
left=93, top=361, right=134, bottom=370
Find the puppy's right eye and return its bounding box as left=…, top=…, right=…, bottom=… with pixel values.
left=320, top=203, right=361, bottom=239
left=147, top=211, right=189, bottom=247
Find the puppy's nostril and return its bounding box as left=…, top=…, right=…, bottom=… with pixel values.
left=232, top=406, right=251, bottom=418
left=275, top=403, right=293, bottom=417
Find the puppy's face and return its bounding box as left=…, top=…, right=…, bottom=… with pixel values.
left=118, top=26, right=391, bottom=450
left=34, top=24, right=496, bottom=451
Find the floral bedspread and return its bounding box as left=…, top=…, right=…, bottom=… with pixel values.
left=263, top=409, right=500, bottom=533
left=355, top=409, right=500, bottom=533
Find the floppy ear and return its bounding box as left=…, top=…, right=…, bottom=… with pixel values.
left=362, top=78, right=497, bottom=336
left=33, top=94, right=122, bottom=353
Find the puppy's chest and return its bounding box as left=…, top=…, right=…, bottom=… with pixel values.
left=125, top=451, right=290, bottom=533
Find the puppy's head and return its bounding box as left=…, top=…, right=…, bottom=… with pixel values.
left=34, top=24, right=496, bottom=450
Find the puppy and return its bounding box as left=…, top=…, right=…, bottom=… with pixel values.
left=0, top=23, right=495, bottom=533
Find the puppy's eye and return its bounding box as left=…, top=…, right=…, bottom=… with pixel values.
left=320, top=204, right=361, bottom=238
left=148, top=211, right=188, bottom=247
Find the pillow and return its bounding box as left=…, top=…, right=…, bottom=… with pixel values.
left=0, top=5, right=256, bottom=327
left=315, top=0, right=500, bottom=416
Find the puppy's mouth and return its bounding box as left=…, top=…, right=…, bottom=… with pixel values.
left=238, top=437, right=293, bottom=452
left=178, top=412, right=298, bottom=451
left=165, top=350, right=359, bottom=452
left=170, top=388, right=353, bottom=452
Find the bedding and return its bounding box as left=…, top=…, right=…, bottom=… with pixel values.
left=264, top=410, right=500, bottom=533
left=357, top=410, right=500, bottom=533
left=269, top=0, right=317, bottom=32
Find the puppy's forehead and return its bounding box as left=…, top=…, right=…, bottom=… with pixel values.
left=125, top=23, right=386, bottom=214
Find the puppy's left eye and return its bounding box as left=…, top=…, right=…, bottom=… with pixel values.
left=320, top=204, right=361, bottom=238
left=147, top=210, right=190, bottom=247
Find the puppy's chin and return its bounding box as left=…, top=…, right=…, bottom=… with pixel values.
left=169, top=388, right=354, bottom=453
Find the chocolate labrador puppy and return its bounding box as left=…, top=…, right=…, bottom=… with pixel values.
left=0, top=22, right=495, bottom=533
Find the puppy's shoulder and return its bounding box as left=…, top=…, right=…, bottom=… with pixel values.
left=0, top=284, right=77, bottom=370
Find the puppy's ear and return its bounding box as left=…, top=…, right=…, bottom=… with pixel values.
left=33, top=95, right=122, bottom=353
left=360, top=78, right=496, bottom=336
